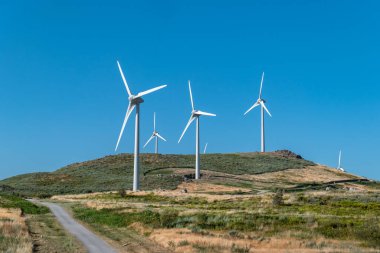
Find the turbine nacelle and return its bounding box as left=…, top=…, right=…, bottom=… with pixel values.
left=129, top=95, right=144, bottom=104
left=257, top=98, right=266, bottom=103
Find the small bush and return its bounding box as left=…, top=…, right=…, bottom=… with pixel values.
left=168, top=240, right=175, bottom=249
left=37, top=193, right=52, bottom=199
left=272, top=189, right=284, bottom=206
left=178, top=240, right=190, bottom=246
left=118, top=189, right=126, bottom=198
left=228, top=230, right=244, bottom=238
left=231, top=243, right=250, bottom=253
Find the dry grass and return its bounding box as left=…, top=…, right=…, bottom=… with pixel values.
left=248, top=165, right=362, bottom=186
left=148, top=228, right=379, bottom=253
left=0, top=208, right=33, bottom=253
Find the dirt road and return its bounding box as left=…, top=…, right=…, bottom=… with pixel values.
left=31, top=200, right=117, bottom=253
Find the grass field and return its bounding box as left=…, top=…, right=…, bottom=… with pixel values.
left=60, top=186, right=380, bottom=253
left=0, top=151, right=315, bottom=196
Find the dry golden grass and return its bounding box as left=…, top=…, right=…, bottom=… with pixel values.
left=0, top=208, right=33, bottom=253
left=248, top=165, right=362, bottom=185
left=148, top=228, right=378, bottom=253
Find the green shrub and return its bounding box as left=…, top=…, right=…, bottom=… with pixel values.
left=272, top=189, right=284, bottom=206
left=228, top=230, right=244, bottom=238
left=118, top=189, right=126, bottom=198
left=37, top=193, right=52, bottom=199
left=160, top=209, right=179, bottom=228
left=178, top=240, right=190, bottom=246
left=231, top=243, right=250, bottom=253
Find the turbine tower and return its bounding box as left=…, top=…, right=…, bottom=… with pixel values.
left=115, top=61, right=167, bottom=191
left=143, top=112, right=167, bottom=154
left=244, top=72, right=272, bottom=152
left=178, top=81, right=216, bottom=179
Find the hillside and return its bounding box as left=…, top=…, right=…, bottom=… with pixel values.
left=0, top=150, right=365, bottom=197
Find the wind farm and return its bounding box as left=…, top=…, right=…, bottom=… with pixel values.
left=1, top=1, right=380, bottom=253
left=1, top=67, right=379, bottom=253
left=0, top=67, right=378, bottom=253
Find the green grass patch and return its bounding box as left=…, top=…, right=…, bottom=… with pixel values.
left=0, top=194, right=49, bottom=214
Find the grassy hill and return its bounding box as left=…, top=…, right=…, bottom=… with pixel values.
left=0, top=151, right=316, bottom=196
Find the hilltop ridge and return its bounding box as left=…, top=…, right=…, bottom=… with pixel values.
left=0, top=151, right=365, bottom=197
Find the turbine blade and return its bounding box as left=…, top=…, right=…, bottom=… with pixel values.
left=178, top=115, right=196, bottom=143
left=260, top=101, right=272, bottom=117
left=244, top=102, right=260, bottom=115
left=156, top=133, right=167, bottom=142
left=197, top=110, right=216, bottom=117
left=259, top=72, right=264, bottom=99
left=188, top=80, right=194, bottom=110
left=204, top=143, right=208, bottom=154
left=143, top=135, right=155, bottom=148
left=117, top=61, right=132, bottom=96
left=115, top=103, right=136, bottom=151
left=136, top=85, right=167, bottom=97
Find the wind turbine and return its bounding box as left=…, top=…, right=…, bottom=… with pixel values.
left=337, top=150, right=345, bottom=172
left=115, top=61, right=167, bottom=191
left=143, top=112, right=167, bottom=154
left=203, top=143, right=208, bottom=154
left=244, top=72, right=272, bottom=152
left=178, top=81, right=216, bottom=179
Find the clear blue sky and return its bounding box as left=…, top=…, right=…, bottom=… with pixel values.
left=0, top=1, right=379, bottom=180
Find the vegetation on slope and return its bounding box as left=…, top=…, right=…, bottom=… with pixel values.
left=0, top=151, right=314, bottom=196
left=0, top=193, right=48, bottom=214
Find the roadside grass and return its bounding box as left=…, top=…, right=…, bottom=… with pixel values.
left=0, top=208, right=32, bottom=253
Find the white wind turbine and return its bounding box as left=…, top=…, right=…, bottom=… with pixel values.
left=143, top=112, right=167, bottom=154
left=178, top=81, right=216, bottom=179
left=337, top=150, right=345, bottom=172
left=115, top=61, right=167, bottom=191
left=244, top=72, right=272, bottom=152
